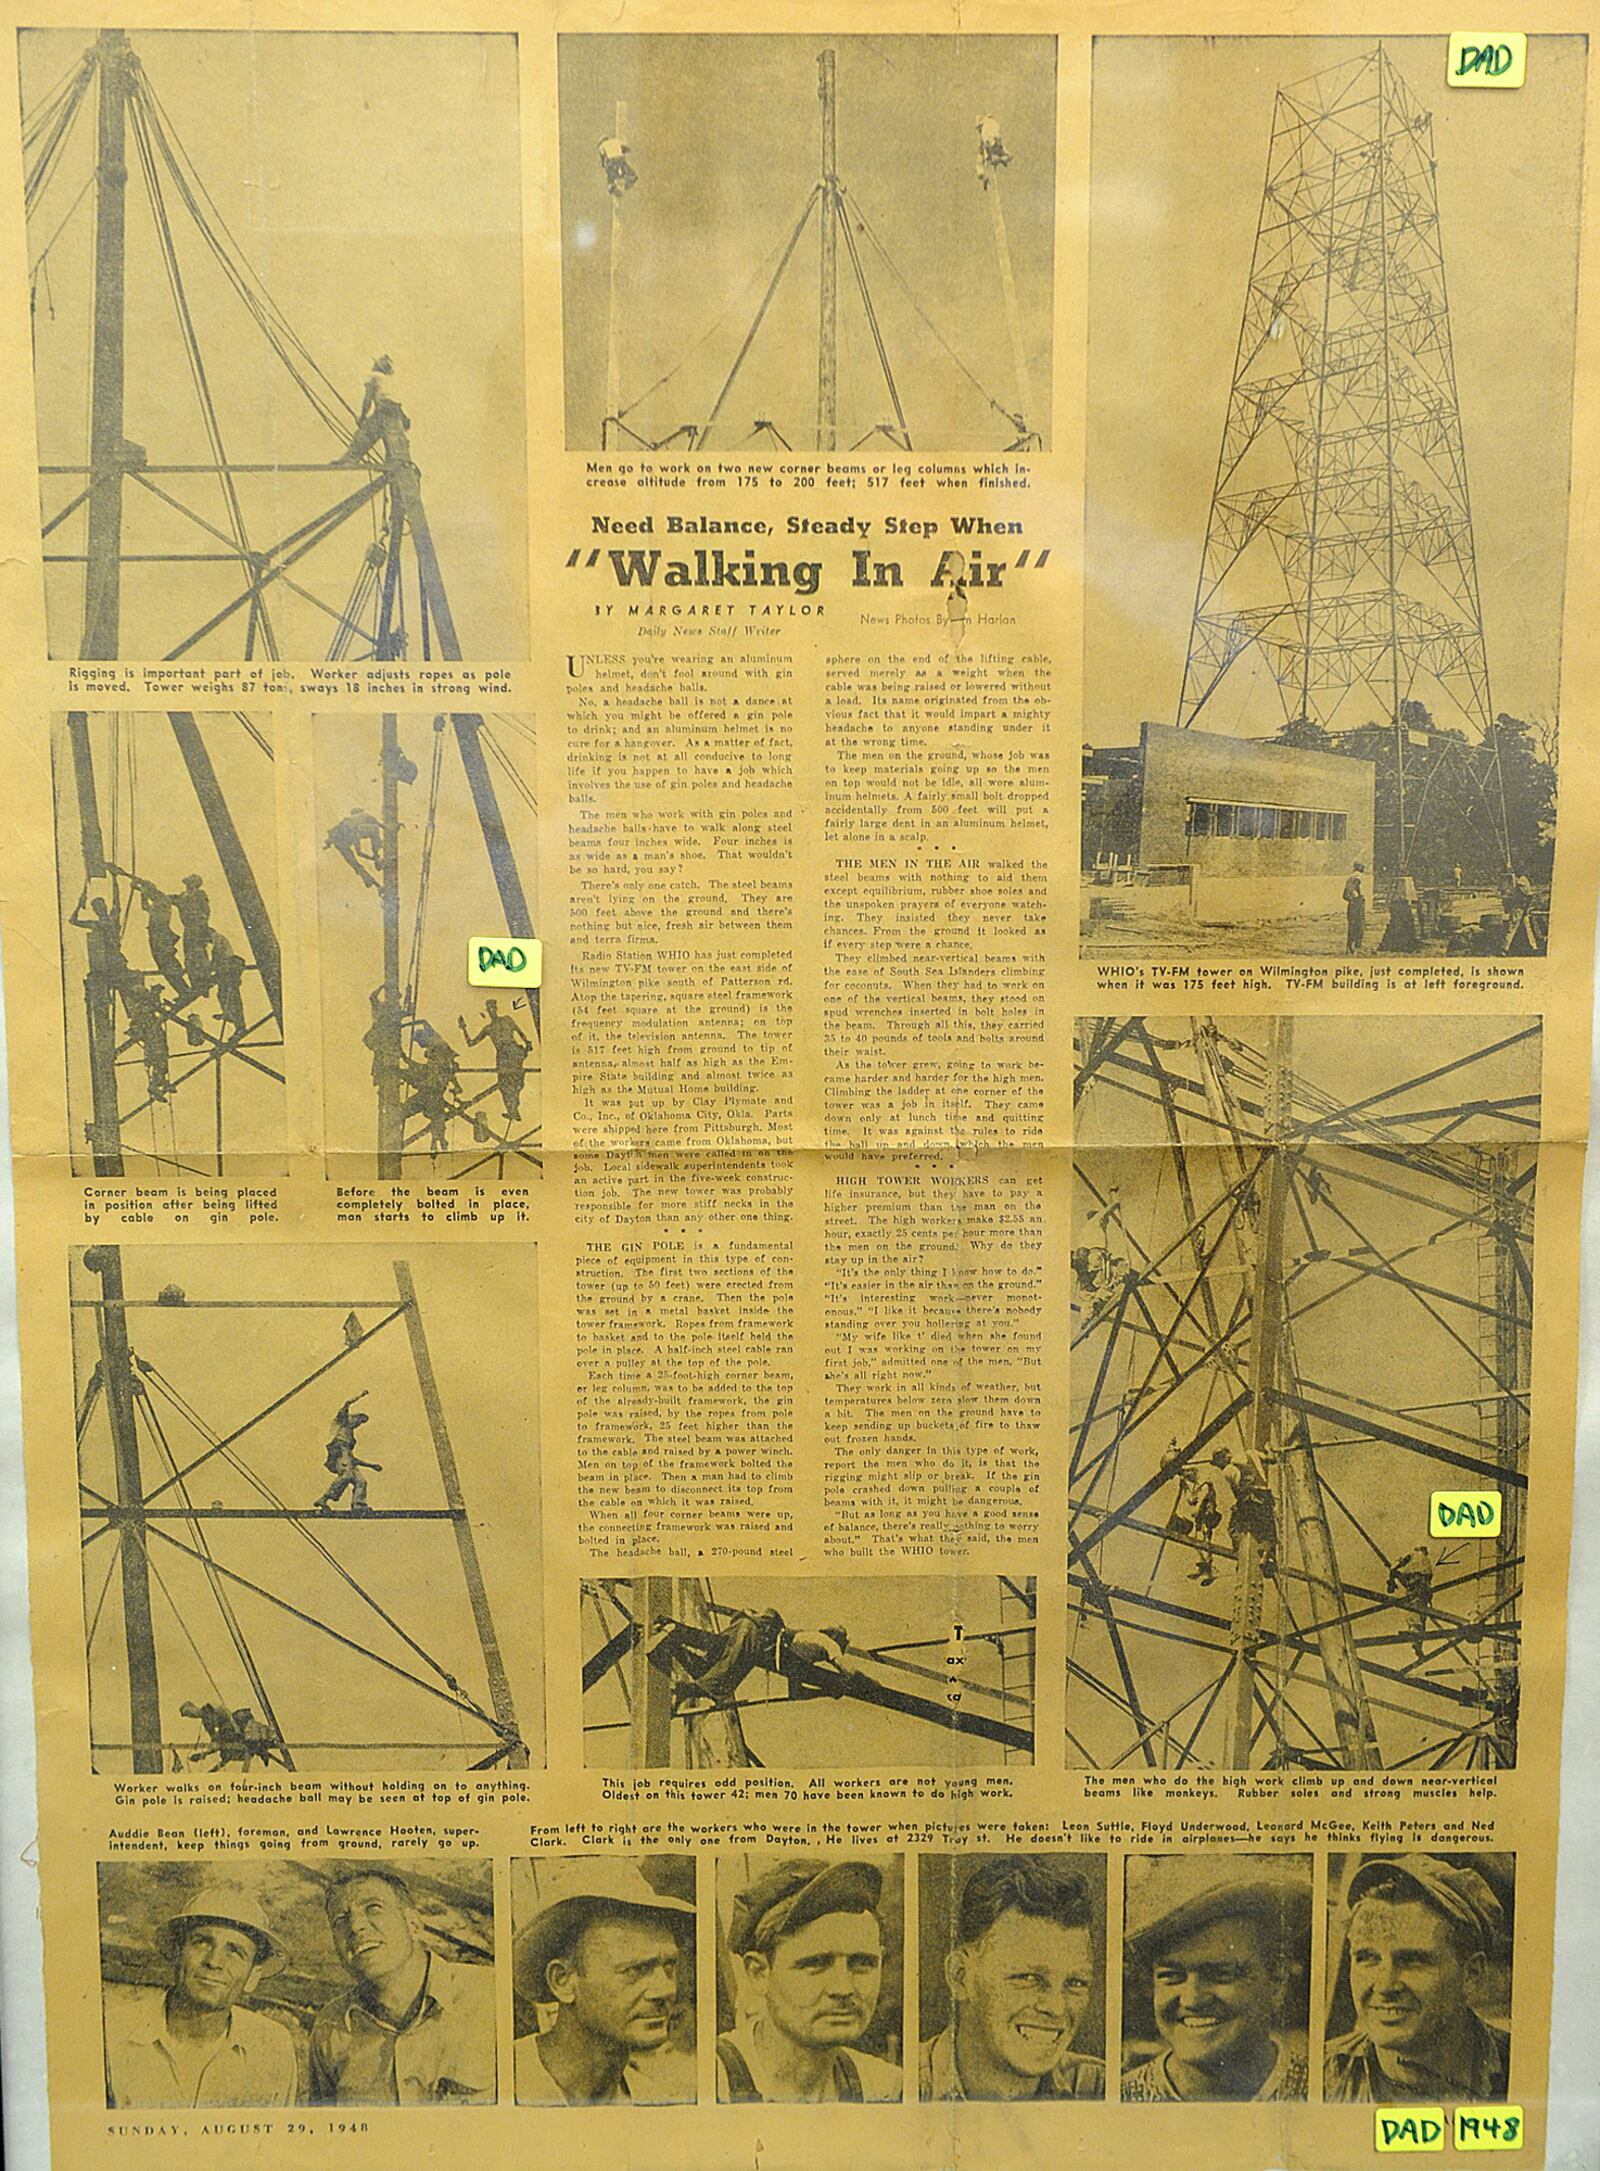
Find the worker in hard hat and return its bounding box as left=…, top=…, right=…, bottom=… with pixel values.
left=325, top=809, right=385, bottom=889
left=976, top=114, right=1010, bottom=185
left=459, top=999, right=535, bottom=1124
left=336, top=355, right=411, bottom=465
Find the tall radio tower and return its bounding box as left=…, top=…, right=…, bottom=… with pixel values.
left=1176, top=49, right=1495, bottom=760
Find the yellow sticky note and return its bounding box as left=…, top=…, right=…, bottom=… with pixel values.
left=467, top=936, right=543, bottom=988
left=1456, top=2106, right=1526, bottom=2150
left=1447, top=33, right=1527, bottom=87
left=1430, top=1489, right=1502, bottom=1537
left=1376, top=2109, right=1447, bottom=2152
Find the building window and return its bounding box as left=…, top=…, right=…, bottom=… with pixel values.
left=1183, top=799, right=1353, bottom=846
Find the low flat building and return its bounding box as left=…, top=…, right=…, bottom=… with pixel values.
left=1083, top=722, right=1375, bottom=923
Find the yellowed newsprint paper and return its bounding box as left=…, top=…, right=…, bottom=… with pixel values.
left=0, top=1, right=1598, bottom=2167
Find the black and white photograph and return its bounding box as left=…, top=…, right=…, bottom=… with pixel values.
left=558, top=34, right=1055, bottom=452
left=314, top=712, right=540, bottom=1178
left=74, top=1241, right=540, bottom=1774
left=1069, top=1015, right=1535, bottom=1772
left=21, top=29, right=528, bottom=661
left=581, top=1573, right=1034, bottom=1770
left=52, top=710, right=283, bottom=1178
left=917, top=1853, right=1107, bottom=2102
left=1081, top=37, right=1581, bottom=956
left=98, top=1857, right=496, bottom=2108
left=715, top=1851, right=904, bottom=2103
left=511, top=1854, right=697, bottom=2106
left=1324, top=1850, right=1514, bottom=2105
left=1121, top=1853, right=1313, bottom=2103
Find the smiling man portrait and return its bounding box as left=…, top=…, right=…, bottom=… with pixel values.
left=1122, top=1856, right=1312, bottom=2102
left=309, top=1866, right=496, bottom=2107
left=1324, top=1854, right=1511, bottom=2104
left=920, top=1855, right=1105, bottom=2100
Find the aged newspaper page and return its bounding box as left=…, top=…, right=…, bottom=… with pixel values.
left=0, top=3, right=1596, bottom=2167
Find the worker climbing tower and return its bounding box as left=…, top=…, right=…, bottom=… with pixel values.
left=1173, top=47, right=1510, bottom=875
left=1068, top=1014, right=1534, bottom=1771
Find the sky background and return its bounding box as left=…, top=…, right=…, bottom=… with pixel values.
left=75, top=1240, right=542, bottom=1772
left=22, top=29, right=529, bottom=659
left=558, top=34, right=1056, bottom=452
left=1085, top=34, right=1586, bottom=744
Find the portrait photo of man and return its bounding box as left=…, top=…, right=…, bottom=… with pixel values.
left=1121, top=1853, right=1312, bottom=2102
left=1324, top=1852, right=1513, bottom=2104
left=512, top=1855, right=697, bottom=2104
left=309, top=1864, right=496, bottom=2106
left=716, top=1854, right=904, bottom=2103
left=918, top=1854, right=1105, bottom=2100
left=101, top=1876, right=298, bottom=2109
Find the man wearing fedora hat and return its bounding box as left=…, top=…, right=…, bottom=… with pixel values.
left=717, top=1857, right=903, bottom=2103
left=515, top=1859, right=697, bottom=2105
left=103, top=1881, right=298, bottom=2108
left=1122, top=1857, right=1311, bottom=2102
left=1325, top=1854, right=1511, bottom=2104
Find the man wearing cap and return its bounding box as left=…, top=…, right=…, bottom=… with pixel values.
left=717, top=1857, right=903, bottom=2103
left=1344, top=864, right=1368, bottom=954
left=1325, top=1855, right=1510, bottom=2104
left=1122, top=1860, right=1310, bottom=2102
left=309, top=1867, right=495, bottom=2106
left=920, top=1856, right=1105, bottom=2101
left=515, top=1859, right=696, bottom=2105
left=103, top=1883, right=298, bottom=2108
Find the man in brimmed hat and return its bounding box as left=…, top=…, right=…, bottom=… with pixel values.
left=1122, top=1858, right=1311, bottom=2102
left=515, top=1859, right=696, bottom=2105
left=1325, top=1854, right=1510, bottom=2104
left=103, top=1881, right=298, bottom=2108
left=717, top=1856, right=902, bottom=2103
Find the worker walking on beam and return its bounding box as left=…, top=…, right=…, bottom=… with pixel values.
left=458, top=999, right=534, bottom=1123
left=314, top=1394, right=379, bottom=1514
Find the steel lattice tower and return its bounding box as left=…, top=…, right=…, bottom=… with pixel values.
left=1176, top=48, right=1494, bottom=751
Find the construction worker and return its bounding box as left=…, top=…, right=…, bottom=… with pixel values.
left=208, top=931, right=248, bottom=1039
left=1184, top=1451, right=1236, bottom=1586
left=315, top=1397, right=377, bottom=1514
left=1344, top=864, right=1368, bottom=954
left=124, top=873, right=190, bottom=998
left=362, top=984, right=407, bottom=1087
left=180, top=1700, right=281, bottom=1772
left=336, top=355, right=410, bottom=466
left=1387, top=1546, right=1435, bottom=1662
left=598, top=135, right=637, bottom=194
left=70, top=889, right=135, bottom=1014
left=175, top=874, right=214, bottom=994
left=122, top=974, right=174, bottom=1101
left=401, top=1026, right=463, bottom=1154
left=672, top=1606, right=783, bottom=1710
left=1228, top=1443, right=1279, bottom=1578
left=458, top=999, right=534, bottom=1123
left=325, top=809, right=385, bottom=889
left=975, top=114, right=1010, bottom=185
